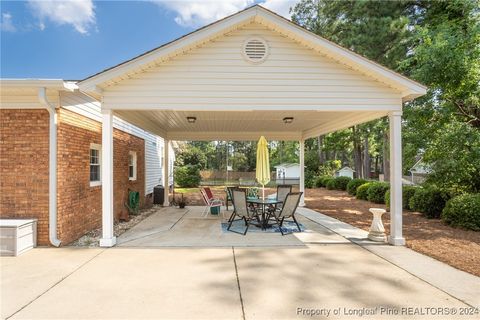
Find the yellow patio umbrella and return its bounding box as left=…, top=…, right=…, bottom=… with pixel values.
left=256, top=136, right=270, bottom=200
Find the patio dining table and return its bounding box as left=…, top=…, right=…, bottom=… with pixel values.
left=247, top=198, right=282, bottom=230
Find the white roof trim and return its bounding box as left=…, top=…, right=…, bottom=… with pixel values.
left=0, top=79, right=77, bottom=91
left=77, top=5, right=426, bottom=102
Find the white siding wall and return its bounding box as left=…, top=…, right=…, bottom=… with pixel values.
left=103, top=23, right=401, bottom=110
left=60, top=91, right=168, bottom=195
left=144, top=133, right=163, bottom=194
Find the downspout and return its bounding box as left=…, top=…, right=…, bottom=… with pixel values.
left=38, top=88, right=61, bottom=247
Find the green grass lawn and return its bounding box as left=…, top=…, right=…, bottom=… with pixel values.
left=174, top=186, right=226, bottom=194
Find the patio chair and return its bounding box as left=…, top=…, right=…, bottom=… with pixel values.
left=225, top=186, right=236, bottom=211
left=200, top=187, right=224, bottom=218
left=247, top=187, right=259, bottom=199
left=227, top=188, right=260, bottom=235
left=266, top=192, right=303, bottom=235
left=267, top=184, right=292, bottom=215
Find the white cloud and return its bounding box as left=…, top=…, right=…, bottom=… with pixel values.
left=150, top=0, right=300, bottom=28
left=260, top=0, right=299, bottom=19
left=27, top=0, right=96, bottom=34
left=1, top=12, right=16, bottom=32
left=151, top=0, right=255, bottom=27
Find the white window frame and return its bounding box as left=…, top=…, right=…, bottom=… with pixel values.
left=129, top=151, right=137, bottom=181
left=89, top=143, right=102, bottom=187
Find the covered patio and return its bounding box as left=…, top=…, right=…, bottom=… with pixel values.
left=115, top=206, right=348, bottom=247
left=77, top=5, right=426, bottom=247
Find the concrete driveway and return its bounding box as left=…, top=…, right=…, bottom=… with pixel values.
left=2, top=208, right=479, bottom=320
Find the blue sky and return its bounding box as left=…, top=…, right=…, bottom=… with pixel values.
left=1, top=0, right=298, bottom=80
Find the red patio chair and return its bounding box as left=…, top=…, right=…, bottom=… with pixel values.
left=200, top=187, right=224, bottom=218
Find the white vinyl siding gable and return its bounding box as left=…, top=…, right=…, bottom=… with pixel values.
left=102, top=23, right=402, bottom=110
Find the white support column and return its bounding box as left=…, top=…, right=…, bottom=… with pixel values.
left=163, top=139, right=170, bottom=207
left=388, top=111, right=405, bottom=246
left=299, top=139, right=305, bottom=207
left=99, top=109, right=116, bottom=247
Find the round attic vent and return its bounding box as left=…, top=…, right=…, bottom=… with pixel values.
left=242, top=37, right=269, bottom=63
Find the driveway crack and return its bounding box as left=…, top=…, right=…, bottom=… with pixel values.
left=232, top=246, right=246, bottom=320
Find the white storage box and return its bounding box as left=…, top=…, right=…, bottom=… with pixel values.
left=0, top=219, right=37, bottom=256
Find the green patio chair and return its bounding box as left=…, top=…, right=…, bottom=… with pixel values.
left=247, top=187, right=259, bottom=199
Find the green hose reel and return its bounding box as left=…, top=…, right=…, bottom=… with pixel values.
left=125, top=190, right=140, bottom=215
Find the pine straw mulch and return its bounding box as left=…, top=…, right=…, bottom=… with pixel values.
left=304, top=188, right=480, bottom=277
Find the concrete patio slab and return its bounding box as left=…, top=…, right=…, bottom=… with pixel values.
left=2, top=207, right=479, bottom=320
left=366, top=245, right=480, bottom=307
left=9, top=248, right=243, bottom=320
left=1, top=248, right=103, bottom=319
left=117, top=206, right=348, bottom=247
left=300, top=207, right=480, bottom=308
left=234, top=244, right=470, bottom=320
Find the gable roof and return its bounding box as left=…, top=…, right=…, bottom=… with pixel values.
left=78, top=5, right=426, bottom=101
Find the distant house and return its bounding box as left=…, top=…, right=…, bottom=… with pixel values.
left=409, top=158, right=432, bottom=184
left=274, top=163, right=300, bottom=185
left=336, top=167, right=355, bottom=179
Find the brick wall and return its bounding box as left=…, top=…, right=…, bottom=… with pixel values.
left=57, top=108, right=145, bottom=244
left=0, top=109, right=50, bottom=245
left=1, top=108, right=145, bottom=246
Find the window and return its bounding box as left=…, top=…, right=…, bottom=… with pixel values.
left=90, top=144, right=101, bottom=187
left=129, top=151, right=137, bottom=181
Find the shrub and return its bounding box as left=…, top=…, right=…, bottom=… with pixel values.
left=333, top=176, right=352, bottom=190
left=409, top=187, right=449, bottom=219
left=385, top=185, right=419, bottom=210
left=305, top=170, right=316, bottom=188
left=367, top=182, right=390, bottom=204
left=347, top=179, right=368, bottom=196
left=315, top=175, right=332, bottom=188
left=403, top=186, right=419, bottom=210
left=442, top=194, right=480, bottom=231
left=326, top=179, right=336, bottom=190
left=318, top=160, right=341, bottom=176
left=356, top=182, right=374, bottom=200
left=174, top=165, right=201, bottom=188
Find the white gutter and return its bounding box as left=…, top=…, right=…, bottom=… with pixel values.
left=38, top=87, right=61, bottom=247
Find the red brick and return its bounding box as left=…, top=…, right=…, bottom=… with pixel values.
left=0, top=108, right=146, bottom=245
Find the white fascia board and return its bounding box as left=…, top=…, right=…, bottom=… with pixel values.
left=0, top=79, right=76, bottom=91
left=254, top=8, right=427, bottom=99
left=167, top=131, right=302, bottom=141
left=78, top=9, right=257, bottom=93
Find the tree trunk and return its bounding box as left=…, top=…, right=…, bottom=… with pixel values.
left=383, top=130, right=390, bottom=181
left=352, top=126, right=363, bottom=178
left=341, top=151, right=348, bottom=166
left=363, top=135, right=370, bottom=179
left=317, top=135, right=325, bottom=164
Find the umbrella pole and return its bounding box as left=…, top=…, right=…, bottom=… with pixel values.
left=262, top=185, right=265, bottom=200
